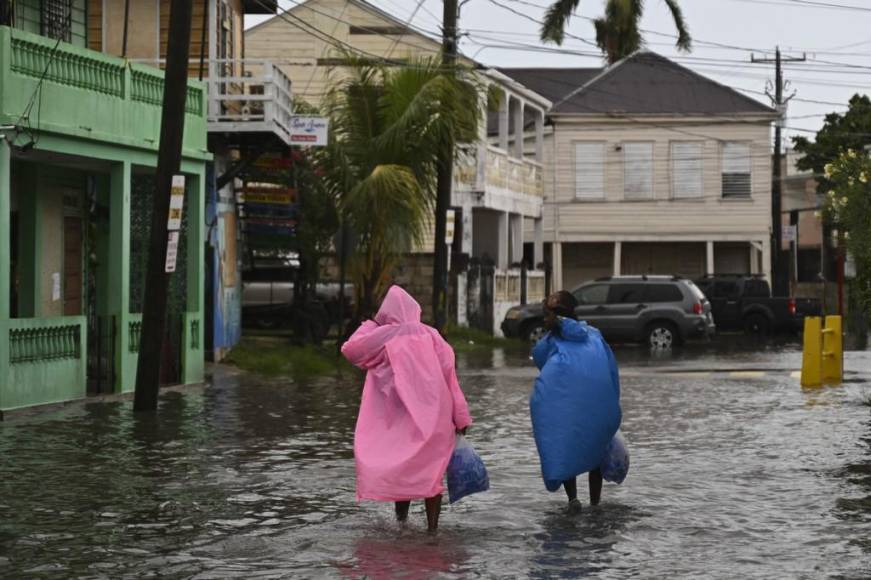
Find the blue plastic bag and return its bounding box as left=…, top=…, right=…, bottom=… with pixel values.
left=600, top=431, right=629, bottom=484
left=446, top=435, right=490, bottom=504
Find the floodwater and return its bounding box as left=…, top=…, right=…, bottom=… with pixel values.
left=1, top=342, right=870, bottom=579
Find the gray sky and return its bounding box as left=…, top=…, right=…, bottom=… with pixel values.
left=249, top=0, right=871, bottom=142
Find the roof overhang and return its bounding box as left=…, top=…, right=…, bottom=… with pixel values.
left=242, top=0, right=278, bottom=14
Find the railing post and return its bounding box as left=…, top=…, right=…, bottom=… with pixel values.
left=263, top=60, right=275, bottom=127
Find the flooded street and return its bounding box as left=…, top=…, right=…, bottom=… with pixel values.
left=1, top=344, right=870, bottom=579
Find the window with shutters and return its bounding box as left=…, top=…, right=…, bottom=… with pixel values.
left=722, top=142, right=752, bottom=198
left=623, top=142, right=653, bottom=200
left=672, top=142, right=703, bottom=199
left=574, top=142, right=605, bottom=200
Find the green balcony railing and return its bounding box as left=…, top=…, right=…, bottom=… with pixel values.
left=8, top=320, right=83, bottom=365
left=10, top=33, right=125, bottom=97
left=0, top=27, right=208, bottom=155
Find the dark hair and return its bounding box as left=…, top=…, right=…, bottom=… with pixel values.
left=545, top=290, right=578, bottom=318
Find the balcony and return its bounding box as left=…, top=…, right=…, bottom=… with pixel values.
left=0, top=27, right=208, bottom=157
left=129, top=58, right=295, bottom=146
left=206, top=59, right=294, bottom=146
left=455, top=146, right=544, bottom=199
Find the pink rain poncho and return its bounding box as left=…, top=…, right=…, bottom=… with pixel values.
left=341, top=286, right=472, bottom=502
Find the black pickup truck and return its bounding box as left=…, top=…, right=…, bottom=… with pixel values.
left=693, top=275, right=822, bottom=335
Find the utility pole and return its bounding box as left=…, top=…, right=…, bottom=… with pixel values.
left=432, top=0, right=458, bottom=332
left=133, top=0, right=194, bottom=412
left=751, top=47, right=806, bottom=296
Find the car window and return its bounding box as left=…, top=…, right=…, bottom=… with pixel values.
left=645, top=284, right=683, bottom=303
left=683, top=280, right=707, bottom=302
left=574, top=285, right=608, bottom=305
left=607, top=284, right=646, bottom=304
left=713, top=281, right=739, bottom=298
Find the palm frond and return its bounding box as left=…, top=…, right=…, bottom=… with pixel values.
left=663, top=0, right=691, bottom=52
left=541, top=0, right=582, bottom=45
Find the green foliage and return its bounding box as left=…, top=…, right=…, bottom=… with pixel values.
left=224, top=338, right=353, bottom=378
left=541, top=0, right=691, bottom=63
left=318, top=56, right=481, bottom=317
left=820, top=150, right=871, bottom=312
left=792, top=94, right=871, bottom=195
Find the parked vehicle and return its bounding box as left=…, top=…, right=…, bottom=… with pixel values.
left=693, top=275, right=821, bottom=335
left=502, top=276, right=715, bottom=349
left=241, top=268, right=354, bottom=329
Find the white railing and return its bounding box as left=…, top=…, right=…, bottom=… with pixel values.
left=485, top=146, right=544, bottom=198
left=494, top=269, right=523, bottom=303
left=207, top=59, right=293, bottom=145
left=526, top=271, right=546, bottom=303
left=129, top=59, right=293, bottom=145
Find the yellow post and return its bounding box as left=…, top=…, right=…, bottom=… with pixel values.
left=801, top=316, right=823, bottom=387
left=822, top=315, right=843, bottom=384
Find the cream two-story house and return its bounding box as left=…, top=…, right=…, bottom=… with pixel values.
left=247, top=0, right=551, bottom=333
left=504, top=52, right=778, bottom=290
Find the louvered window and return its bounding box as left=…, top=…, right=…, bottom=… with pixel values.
left=722, top=142, right=752, bottom=198
left=672, top=142, right=703, bottom=199
left=623, top=142, right=653, bottom=200
left=574, top=142, right=604, bottom=200
left=41, top=0, right=72, bottom=42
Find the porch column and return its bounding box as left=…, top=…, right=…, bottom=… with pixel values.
left=184, top=170, right=205, bottom=384
left=476, top=86, right=488, bottom=191
left=706, top=241, right=715, bottom=275
left=761, top=237, right=772, bottom=284
left=535, top=109, right=544, bottom=163
left=613, top=241, right=622, bottom=277
left=499, top=91, right=510, bottom=151
left=552, top=242, right=563, bottom=291
left=513, top=99, right=525, bottom=159
left=510, top=213, right=523, bottom=265
left=109, top=161, right=131, bottom=392
left=0, top=136, right=10, bottom=319
left=497, top=211, right=509, bottom=270
left=533, top=218, right=544, bottom=267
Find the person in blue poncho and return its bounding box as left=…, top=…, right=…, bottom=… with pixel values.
left=530, top=291, right=622, bottom=509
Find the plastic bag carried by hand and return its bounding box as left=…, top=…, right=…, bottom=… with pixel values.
left=600, top=431, right=629, bottom=484
left=446, top=435, right=490, bottom=503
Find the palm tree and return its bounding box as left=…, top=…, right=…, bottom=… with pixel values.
left=320, top=58, right=480, bottom=319
left=541, top=0, right=691, bottom=64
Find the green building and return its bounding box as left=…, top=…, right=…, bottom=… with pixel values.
left=0, top=14, right=210, bottom=415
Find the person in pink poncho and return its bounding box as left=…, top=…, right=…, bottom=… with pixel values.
left=341, top=285, right=473, bottom=531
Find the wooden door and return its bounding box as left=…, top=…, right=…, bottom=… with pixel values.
left=63, top=216, right=83, bottom=316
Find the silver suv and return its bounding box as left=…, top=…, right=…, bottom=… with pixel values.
left=502, top=276, right=715, bottom=348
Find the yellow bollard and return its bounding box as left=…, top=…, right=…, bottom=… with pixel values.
left=822, top=315, right=843, bottom=384
left=801, top=316, right=823, bottom=388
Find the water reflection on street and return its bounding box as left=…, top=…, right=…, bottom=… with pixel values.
left=0, top=342, right=869, bottom=578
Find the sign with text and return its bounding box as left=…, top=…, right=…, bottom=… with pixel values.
left=290, top=116, right=329, bottom=146
left=165, top=231, right=180, bottom=273
left=167, top=175, right=185, bottom=231
left=240, top=186, right=297, bottom=205
left=782, top=225, right=797, bottom=244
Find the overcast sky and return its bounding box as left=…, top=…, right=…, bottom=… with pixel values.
left=248, top=0, right=871, bottom=143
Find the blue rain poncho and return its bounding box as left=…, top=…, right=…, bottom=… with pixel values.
left=530, top=318, right=622, bottom=492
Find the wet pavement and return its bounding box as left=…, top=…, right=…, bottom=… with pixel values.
left=1, top=342, right=870, bottom=579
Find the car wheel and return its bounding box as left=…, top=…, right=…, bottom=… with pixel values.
left=524, top=321, right=548, bottom=343
left=743, top=314, right=771, bottom=336
left=647, top=322, right=678, bottom=350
